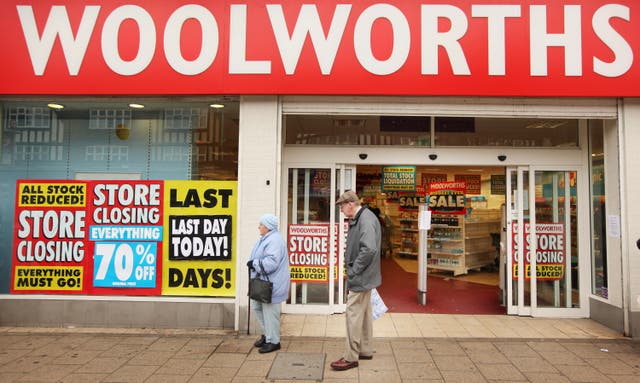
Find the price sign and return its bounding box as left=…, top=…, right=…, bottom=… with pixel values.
left=93, top=242, right=157, bottom=288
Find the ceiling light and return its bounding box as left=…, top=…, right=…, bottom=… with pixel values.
left=47, top=103, right=64, bottom=109
left=525, top=121, right=568, bottom=129
left=129, top=103, right=144, bottom=109
left=209, top=103, right=225, bottom=109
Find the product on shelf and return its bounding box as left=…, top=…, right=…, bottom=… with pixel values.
left=427, top=209, right=501, bottom=276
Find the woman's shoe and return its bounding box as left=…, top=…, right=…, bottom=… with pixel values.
left=254, top=335, right=266, bottom=348
left=258, top=342, right=281, bottom=353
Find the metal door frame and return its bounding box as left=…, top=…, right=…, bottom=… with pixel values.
left=281, top=163, right=355, bottom=314
left=506, top=165, right=589, bottom=318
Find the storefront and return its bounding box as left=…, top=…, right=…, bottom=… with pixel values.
left=280, top=98, right=613, bottom=321
left=1, top=1, right=639, bottom=337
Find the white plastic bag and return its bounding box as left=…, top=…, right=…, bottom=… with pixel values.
left=371, top=288, right=388, bottom=320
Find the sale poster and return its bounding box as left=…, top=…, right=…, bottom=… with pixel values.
left=12, top=181, right=88, bottom=293
left=87, top=181, right=164, bottom=295
left=511, top=222, right=565, bottom=281
left=381, top=166, right=416, bottom=192
left=398, top=185, right=427, bottom=211
left=422, top=173, right=447, bottom=187
left=428, top=181, right=467, bottom=215
left=454, top=174, right=481, bottom=194
left=162, top=181, right=236, bottom=297
left=288, top=223, right=346, bottom=283
left=11, top=179, right=237, bottom=297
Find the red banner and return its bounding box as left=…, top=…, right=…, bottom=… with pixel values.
left=288, top=223, right=347, bottom=283
left=1, top=1, right=640, bottom=96
left=12, top=180, right=164, bottom=295
left=511, top=222, right=565, bottom=281
left=11, top=179, right=238, bottom=296
left=428, top=181, right=466, bottom=215
left=454, top=174, right=481, bottom=195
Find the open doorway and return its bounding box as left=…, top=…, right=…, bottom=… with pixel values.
left=356, top=165, right=507, bottom=314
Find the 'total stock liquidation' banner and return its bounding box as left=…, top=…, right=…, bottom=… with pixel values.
left=11, top=180, right=236, bottom=297
left=511, top=222, right=565, bottom=281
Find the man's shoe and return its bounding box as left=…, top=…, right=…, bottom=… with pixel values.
left=258, top=342, right=281, bottom=353
left=254, top=335, right=266, bottom=348
left=330, top=357, right=359, bottom=370
left=358, top=354, right=373, bottom=360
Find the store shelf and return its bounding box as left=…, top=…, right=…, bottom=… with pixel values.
left=428, top=238, right=464, bottom=242
left=427, top=210, right=501, bottom=276
left=396, top=212, right=420, bottom=258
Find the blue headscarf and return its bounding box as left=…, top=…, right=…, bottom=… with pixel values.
left=260, top=214, right=279, bottom=231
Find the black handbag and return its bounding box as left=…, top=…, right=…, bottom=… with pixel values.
left=249, top=262, right=273, bottom=303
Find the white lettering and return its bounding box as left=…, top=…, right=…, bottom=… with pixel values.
left=354, top=4, right=410, bottom=75
left=267, top=4, right=350, bottom=75
left=17, top=5, right=99, bottom=76
left=472, top=5, right=521, bottom=76
left=593, top=4, right=632, bottom=77
left=164, top=5, right=219, bottom=75
left=421, top=5, right=470, bottom=75
left=102, top=5, right=156, bottom=75
left=13, top=2, right=638, bottom=89
left=530, top=5, right=582, bottom=76
left=229, top=4, right=270, bottom=74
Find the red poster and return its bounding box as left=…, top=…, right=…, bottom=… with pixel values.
left=289, top=224, right=332, bottom=283
left=454, top=174, right=481, bottom=194
left=11, top=180, right=164, bottom=295
left=12, top=180, right=89, bottom=294
left=422, top=173, right=447, bottom=187
left=85, top=180, right=164, bottom=295
left=288, top=223, right=346, bottom=283
left=428, top=181, right=466, bottom=215
left=511, top=222, right=565, bottom=281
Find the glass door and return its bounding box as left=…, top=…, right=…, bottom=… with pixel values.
left=506, top=166, right=587, bottom=317
left=283, top=164, right=355, bottom=314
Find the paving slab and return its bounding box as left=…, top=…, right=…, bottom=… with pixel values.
left=268, top=352, right=325, bottom=380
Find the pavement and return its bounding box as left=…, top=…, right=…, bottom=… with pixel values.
left=1, top=326, right=640, bottom=383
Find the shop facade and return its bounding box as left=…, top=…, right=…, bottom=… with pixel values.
left=1, top=1, right=640, bottom=337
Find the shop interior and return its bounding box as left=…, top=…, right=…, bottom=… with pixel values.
left=356, top=165, right=507, bottom=314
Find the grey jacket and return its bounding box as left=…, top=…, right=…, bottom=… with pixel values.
left=345, top=207, right=382, bottom=291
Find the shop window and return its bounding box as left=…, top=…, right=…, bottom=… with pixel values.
left=285, top=115, right=430, bottom=146
left=284, top=114, right=579, bottom=148
left=589, top=122, right=607, bottom=298
left=435, top=117, right=579, bottom=147
left=0, top=98, right=239, bottom=294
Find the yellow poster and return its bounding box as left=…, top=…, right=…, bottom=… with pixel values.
left=13, top=266, right=83, bottom=291
left=161, top=181, right=237, bottom=297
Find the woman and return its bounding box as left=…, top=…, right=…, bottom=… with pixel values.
left=247, top=214, right=290, bottom=353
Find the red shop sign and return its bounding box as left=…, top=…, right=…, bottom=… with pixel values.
left=1, top=0, right=639, bottom=96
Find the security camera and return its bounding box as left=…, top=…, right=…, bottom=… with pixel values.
left=359, top=153, right=368, bottom=160
left=497, top=155, right=507, bottom=162
left=428, top=154, right=437, bottom=160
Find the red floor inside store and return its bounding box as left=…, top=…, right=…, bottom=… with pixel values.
left=377, top=256, right=506, bottom=315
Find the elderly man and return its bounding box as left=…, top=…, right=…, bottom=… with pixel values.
left=330, top=190, right=382, bottom=371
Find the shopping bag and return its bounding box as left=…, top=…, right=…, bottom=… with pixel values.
left=371, top=288, right=388, bottom=320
